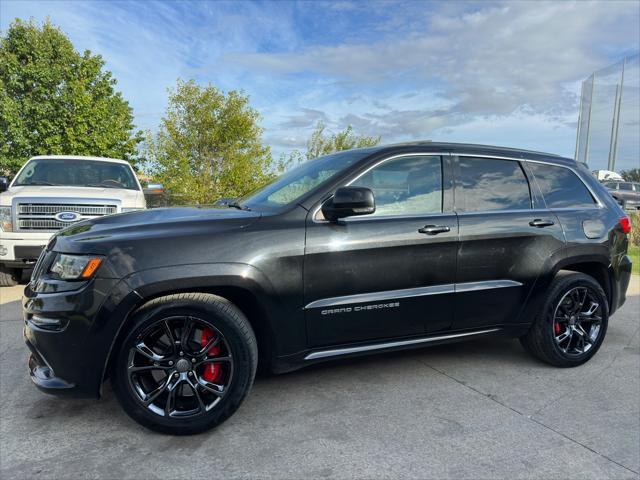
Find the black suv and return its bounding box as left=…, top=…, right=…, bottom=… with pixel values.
left=23, top=142, right=633, bottom=434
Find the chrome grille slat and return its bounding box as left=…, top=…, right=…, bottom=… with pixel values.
left=16, top=202, right=118, bottom=231
left=17, top=204, right=117, bottom=216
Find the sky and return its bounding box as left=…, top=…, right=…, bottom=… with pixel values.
left=1, top=0, right=639, bottom=165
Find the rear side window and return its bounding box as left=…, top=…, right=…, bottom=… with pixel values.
left=458, top=157, right=531, bottom=212
left=619, top=183, right=633, bottom=191
left=528, top=163, right=596, bottom=208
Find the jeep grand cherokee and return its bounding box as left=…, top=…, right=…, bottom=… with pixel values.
left=23, top=142, right=633, bottom=435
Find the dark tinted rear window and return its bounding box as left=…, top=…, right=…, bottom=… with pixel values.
left=458, top=157, right=531, bottom=212
left=528, top=163, right=595, bottom=208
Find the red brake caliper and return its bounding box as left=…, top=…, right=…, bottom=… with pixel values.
left=554, top=322, right=562, bottom=335
left=201, top=328, right=223, bottom=383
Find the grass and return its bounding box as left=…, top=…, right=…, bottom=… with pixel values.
left=630, top=244, right=639, bottom=275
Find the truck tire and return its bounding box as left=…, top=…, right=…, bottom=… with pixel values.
left=520, top=272, right=608, bottom=367
left=111, top=293, right=258, bottom=435
left=0, top=265, right=19, bottom=287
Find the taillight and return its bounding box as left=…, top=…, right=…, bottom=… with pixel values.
left=620, top=216, right=631, bottom=234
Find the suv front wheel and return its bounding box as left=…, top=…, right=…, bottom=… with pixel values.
left=520, top=272, right=609, bottom=367
left=111, top=293, right=258, bottom=435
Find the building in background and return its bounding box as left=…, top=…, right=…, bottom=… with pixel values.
left=575, top=54, right=639, bottom=173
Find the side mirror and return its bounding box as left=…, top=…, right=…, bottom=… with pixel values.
left=322, top=186, right=375, bottom=221
left=143, top=183, right=164, bottom=195
left=0, top=177, right=8, bottom=193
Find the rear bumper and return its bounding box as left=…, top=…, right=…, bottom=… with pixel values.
left=611, top=254, right=632, bottom=315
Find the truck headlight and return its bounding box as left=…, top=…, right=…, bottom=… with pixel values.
left=49, top=254, right=103, bottom=280
left=0, top=206, right=12, bottom=232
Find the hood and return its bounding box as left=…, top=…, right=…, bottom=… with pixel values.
left=50, top=206, right=262, bottom=253
left=1, top=185, right=142, bottom=206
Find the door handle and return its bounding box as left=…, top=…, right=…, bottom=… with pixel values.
left=529, top=219, right=555, bottom=228
left=419, top=225, right=451, bottom=235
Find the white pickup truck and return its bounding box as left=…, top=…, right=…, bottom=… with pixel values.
left=0, top=155, right=146, bottom=286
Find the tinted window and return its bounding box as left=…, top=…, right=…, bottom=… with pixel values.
left=351, top=155, right=442, bottom=216
left=619, top=183, right=633, bottom=191
left=603, top=182, right=617, bottom=189
left=528, top=163, right=596, bottom=208
left=458, top=158, right=531, bottom=212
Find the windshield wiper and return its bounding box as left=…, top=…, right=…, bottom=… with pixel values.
left=18, top=181, right=58, bottom=186
left=86, top=183, right=122, bottom=189
left=227, top=201, right=251, bottom=211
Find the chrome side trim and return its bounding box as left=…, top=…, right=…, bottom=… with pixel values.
left=304, top=284, right=455, bottom=310
left=455, top=279, right=523, bottom=293
left=304, top=328, right=501, bottom=360
left=304, top=279, right=522, bottom=310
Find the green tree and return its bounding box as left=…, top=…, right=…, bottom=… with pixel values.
left=279, top=120, right=380, bottom=171
left=0, top=19, right=141, bottom=175
left=620, top=168, right=640, bottom=183
left=306, top=120, right=380, bottom=160
left=145, top=79, right=274, bottom=204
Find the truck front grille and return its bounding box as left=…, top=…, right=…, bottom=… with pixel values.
left=16, top=203, right=118, bottom=231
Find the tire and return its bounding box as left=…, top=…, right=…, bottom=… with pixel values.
left=0, top=265, right=19, bottom=287
left=520, top=272, right=609, bottom=367
left=111, top=293, right=258, bottom=435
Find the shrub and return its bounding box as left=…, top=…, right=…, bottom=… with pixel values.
left=629, top=211, right=640, bottom=246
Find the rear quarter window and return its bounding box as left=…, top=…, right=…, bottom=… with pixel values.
left=528, top=163, right=596, bottom=208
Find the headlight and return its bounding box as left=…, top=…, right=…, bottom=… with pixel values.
left=49, top=254, right=103, bottom=280
left=0, top=206, right=12, bottom=232
left=122, top=207, right=144, bottom=213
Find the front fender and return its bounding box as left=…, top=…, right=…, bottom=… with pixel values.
left=95, top=262, right=305, bottom=396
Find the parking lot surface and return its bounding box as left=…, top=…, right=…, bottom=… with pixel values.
left=1, top=278, right=639, bottom=479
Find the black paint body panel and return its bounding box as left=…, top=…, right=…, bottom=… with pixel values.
left=21, top=142, right=633, bottom=397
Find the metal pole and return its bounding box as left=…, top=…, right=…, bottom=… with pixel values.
left=584, top=73, right=595, bottom=165
left=607, top=84, right=620, bottom=170
left=611, top=56, right=626, bottom=171
left=575, top=81, right=584, bottom=160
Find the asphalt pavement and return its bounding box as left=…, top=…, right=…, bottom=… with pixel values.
left=1, top=278, right=638, bottom=479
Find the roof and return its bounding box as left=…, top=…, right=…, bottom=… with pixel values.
left=28, top=155, right=130, bottom=165
left=363, top=141, right=574, bottom=165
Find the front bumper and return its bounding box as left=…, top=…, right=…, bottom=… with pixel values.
left=0, top=232, right=52, bottom=265
left=22, top=275, right=140, bottom=398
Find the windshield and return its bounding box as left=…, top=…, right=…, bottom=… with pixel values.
left=241, top=149, right=374, bottom=211
left=13, top=159, right=140, bottom=190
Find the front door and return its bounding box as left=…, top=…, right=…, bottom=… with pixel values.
left=304, top=154, right=458, bottom=347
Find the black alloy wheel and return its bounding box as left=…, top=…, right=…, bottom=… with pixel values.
left=520, top=272, right=609, bottom=367
left=112, top=293, right=257, bottom=435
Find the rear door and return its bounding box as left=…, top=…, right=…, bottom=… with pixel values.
left=304, top=153, right=458, bottom=347
left=452, top=155, right=565, bottom=330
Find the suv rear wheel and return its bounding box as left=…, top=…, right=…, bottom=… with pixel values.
left=111, top=293, right=258, bottom=435
left=0, top=265, right=19, bottom=287
left=520, top=272, right=609, bottom=367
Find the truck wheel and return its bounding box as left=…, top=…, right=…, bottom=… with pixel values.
left=111, top=293, right=258, bottom=435
left=520, top=272, right=608, bottom=367
left=0, top=265, right=19, bottom=287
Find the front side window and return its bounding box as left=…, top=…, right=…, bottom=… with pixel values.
left=619, top=182, right=633, bottom=191
left=349, top=155, right=443, bottom=217
left=458, top=157, right=531, bottom=212
left=528, top=163, right=596, bottom=209
left=14, top=159, right=139, bottom=190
